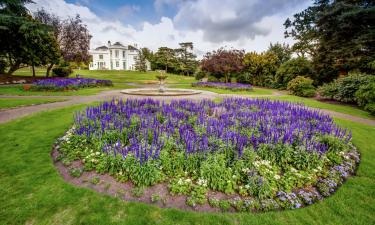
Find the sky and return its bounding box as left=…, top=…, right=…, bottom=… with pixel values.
left=26, top=0, right=312, bottom=57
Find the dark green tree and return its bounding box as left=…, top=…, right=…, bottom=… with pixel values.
left=285, top=0, right=375, bottom=80
left=175, top=42, right=198, bottom=76
left=154, top=47, right=177, bottom=73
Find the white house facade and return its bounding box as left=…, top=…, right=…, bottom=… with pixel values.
left=89, top=41, right=150, bottom=71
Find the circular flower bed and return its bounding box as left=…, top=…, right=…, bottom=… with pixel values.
left=31, top=78, right=113, bottom=91
left=56, top=98, right=360, bottom=212
left=192, top=82, right=252, bottom=91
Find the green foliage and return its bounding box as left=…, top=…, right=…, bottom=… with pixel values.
left=131, top=186, right=145, bottom=197
left=69, top=167, right=83, bottom=178
left=319, top=73, right=372, bottom=103
left=355, top=76, right=375, bottom=115
left=287, top=76, right=316, bottom=97
left=285, top=0, right=375, bottom=76
left=151, top=194, right=160, bottom=203
left=242, top=51, right=278, bottom=87
left=90, top=176, right=100, bottom=185
left=266, top=42, right=292, bottom=66
left=200, top=154, right=235, bottom=194
left=169, top=177, right=192, bottom=195
left=275, top=57, right=315, bottom=89
left=318, top=82, right=339, bottom=99
left=218, top=199, right=231, bottom=211
left=52, top=66, right=73, bottom=77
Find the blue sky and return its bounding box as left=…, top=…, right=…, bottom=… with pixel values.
left=66, top=0, right=178, bottom=26
left=28, top=0, right=312, bottom=57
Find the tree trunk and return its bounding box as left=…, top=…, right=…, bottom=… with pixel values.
left=6, top=62, right=21, bottom=76
left=225, top=73, right=229, bottom=83
left=32, top=64, right=36, bottom=77
left=46, top=63, right=54, bottom=77
left=165, top=65, right=168, bottom=73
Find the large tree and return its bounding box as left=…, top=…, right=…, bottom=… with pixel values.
left=201, top=48, right=244, bottom=83
left=0, top=0, right=60, bottom=76
left=175, top=42, right=198, bottom=76
left=154, top=47, right=177, bottom=73
left=285, top=0, right=375, bottom=79
left=33, top=9, right=92, bottom=76
left=33, top=8, right=62, bottom=76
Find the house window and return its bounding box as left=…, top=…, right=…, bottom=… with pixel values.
left=115, top=50, right=119, bottom=58
left=99, top=54, right=103, bottom=59
left=123, top=51, right=125, bottom=58
left=110, top=50, right=112, bottom=56
left=116, top=61, right=119, bottom=67
left=123, top=61, right=126, bottom=70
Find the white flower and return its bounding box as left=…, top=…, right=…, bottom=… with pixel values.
left=274, top=175, right=281, bottom=180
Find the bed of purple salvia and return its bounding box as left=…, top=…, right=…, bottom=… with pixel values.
left=31, top=78, right=112, bottom=91
left=56, top=98, right=360, bottom=212
left=192, top=82, right=252, bottom=91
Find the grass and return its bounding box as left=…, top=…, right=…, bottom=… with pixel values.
left=0, top=98, right=66, bottom=109
left=267, top=95, right=375, bottom=120
left=0, top=103, right=374, bottom=224
left=171, top=84, right=275, bottom=95
left=0, top=83, right=133, bottom=96
left=12, top=68, right=195, bottom=84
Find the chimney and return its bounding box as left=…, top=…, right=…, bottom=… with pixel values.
left=107, top=41, right=111, bottom=47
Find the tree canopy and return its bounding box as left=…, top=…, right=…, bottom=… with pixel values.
left=201, top=48, right=244, bottom=83
left=285, top=0, right=375, bottom=79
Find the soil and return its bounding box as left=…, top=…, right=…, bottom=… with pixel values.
left=0, top=75, right=50, bottom=85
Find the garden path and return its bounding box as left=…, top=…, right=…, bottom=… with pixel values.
left=0, top=87, right=374, bottom=126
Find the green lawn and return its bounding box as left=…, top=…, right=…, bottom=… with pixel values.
left=0, top=103, right=374, bottom=225
left=12, top=68, right=195, bottom=84
left=0, top=98, right=66, bottom=109
left=0, top=83, right=133, bottom=96
left=171, top=84, right=275, bottom=95
left=267, top=95, right=375, bottom=120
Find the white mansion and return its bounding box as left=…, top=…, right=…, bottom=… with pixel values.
left=89, top=41, right=150, bottom=71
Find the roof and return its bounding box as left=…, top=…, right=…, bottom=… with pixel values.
left=95, top=46, right=108, bottom=50
left=128, top=45, right=138, bottom=50
left=112, top=42, right=125, bottom=47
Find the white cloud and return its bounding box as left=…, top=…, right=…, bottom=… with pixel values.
left=27, top=0, right=309, bottom=58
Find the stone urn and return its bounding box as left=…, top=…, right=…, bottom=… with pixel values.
left=156, top=70, right=168, bottom=93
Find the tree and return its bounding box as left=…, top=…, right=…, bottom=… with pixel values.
left=242, top=52, right=278, bottom=87
left=201, top=48, right=244, bottom=83
left=154, top=47, right=177, bottom=73
left=267, top=42, right=291, bottom=66
left=60, top=15, right=91, bottom=64
left=175, top=42, right=198, bottom=76
left=0, top=0, right=59, bottom=76
left=285, top=0, right=375, bottom=79
left=34, top=8, right=62, bottom=76
left=135, top=48, right=148, bottom=72
left=275, top=57, right=315, bottom=89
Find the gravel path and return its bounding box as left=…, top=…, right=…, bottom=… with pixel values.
left=0, top=88, right=374, bottom=126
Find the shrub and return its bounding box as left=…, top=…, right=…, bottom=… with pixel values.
left=355, top=76, right=375, bottom=115
left=194, top=69, right=208, bottom=81
left=333, top=73, right=370, bottom=103
left=287, top=76, right=316, bottom=97
left=318, top=73, right=372, bottom=103
left=52, top=67, right=73, bottom=77
left=207, top=76, right=219, bottom=82
left=275, top=57, right=315, bottom=89
left=318, top=82, right=339, bottom=99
